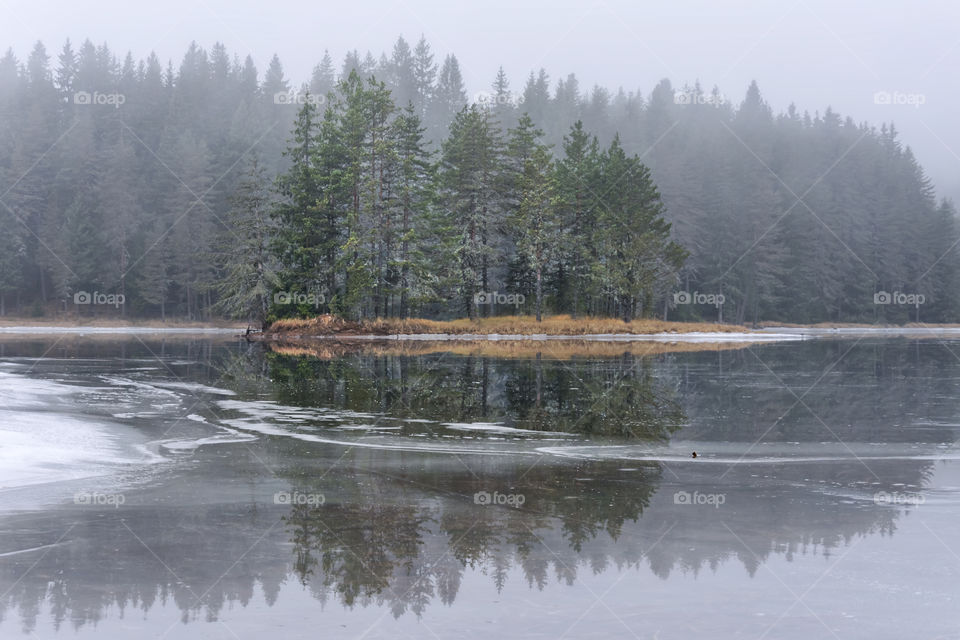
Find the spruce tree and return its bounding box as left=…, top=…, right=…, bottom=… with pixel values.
left=213, top=158, right=277, bottom=329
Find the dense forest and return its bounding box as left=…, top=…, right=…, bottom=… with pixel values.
left=0, top=36, right=955, bottom=324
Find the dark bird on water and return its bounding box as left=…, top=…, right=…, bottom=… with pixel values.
left=691, top=452, right=698, bottom=458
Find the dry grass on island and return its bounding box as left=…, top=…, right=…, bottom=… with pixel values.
left=265, top=339, right=754, bottom=360
left=264, top=314, right=747, bottom=337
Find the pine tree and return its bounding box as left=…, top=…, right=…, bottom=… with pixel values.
left=430, top=54, right=467, bottom=144
left=213, top=158, right=277, bottom=329
left=137, top=224, right=173, bottom=321
left=310, top=50, right=336, bottom=97
left=553, top=121, right=600, bottom=316
left=0, top=205, right=25, bottom=315
left=272, top=96, right=332, bottom=316
left=502, top=114, right=547, bottom=311
left=387, top=36, right=416, bottom=110
left=362, top=77, right=398, bottom=317
left=391, top=105, right=438, bottom=317
left=331, top=71, right=376, bottom=318
left=490, top=66, right=516, bottom=130
left=513, top=144, right=557, bottom=321
left=594, top=136, right=685, bottom=320
left=411, top=36, right=436, bottom=122
left=54, top=39, right=76, bottom=98
left=440, top=105, right=504, bottom=319
left=97, top=134, right=142, bottom=316
left=521, top=69, right=551, bottom=128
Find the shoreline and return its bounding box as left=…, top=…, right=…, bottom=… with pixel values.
left=5, top=323, right=960, bottom=341
left=0, top=326, right=240, bottom=335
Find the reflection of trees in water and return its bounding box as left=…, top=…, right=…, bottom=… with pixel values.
left=9, top=336, right=959, bottom=449
left=277, top=454, right=923, bottom=616
left=263, top=351, right=687, bottom=439
left=673, top=340, right=960, bottom=444
left=0, top=338, right=953, bottom=631
left=0, top=455, right=928, bottom=631
left=287, top=502, right=434, bottom=611
left=0, top=507, right=289, bottom=635
left=280, top=462, right=661, bottom=616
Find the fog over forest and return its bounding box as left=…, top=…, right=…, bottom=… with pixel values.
left=4, top=6, right=960, bottom=640
left=1, top=2, right=959, bottom=326
left=0, top=33, right=953, bottom=325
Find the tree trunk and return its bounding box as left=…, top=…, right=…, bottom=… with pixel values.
left=535, top=351, right=542, bottom=408
left=400, top=203, right=410, bottom=318
left=535, top=266, right=543, bottom=322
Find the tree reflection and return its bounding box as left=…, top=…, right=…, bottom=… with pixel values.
left=264, top=349, right=687, bottom=440
left=0, top=337, right=953, bottom=633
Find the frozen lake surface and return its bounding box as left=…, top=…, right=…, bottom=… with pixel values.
left=0, top=334, right=957, bottom=639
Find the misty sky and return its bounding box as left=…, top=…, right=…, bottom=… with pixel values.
left=3, top=0, right=958, bottom=199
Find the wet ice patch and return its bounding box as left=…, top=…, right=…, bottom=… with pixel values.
left=0, top=410, right=152, bottom=490
left=217, top=399, right=379, bottom=423
left=99, top=376, right=181, bottom=398
left=0, top=371, right=85, bottom=409
left=155, top=426, right=258, bottom=452
left=214, top=397, right=581, bottom=456
left=0, top=367, right=221, bottom=494
left=220, top=416, right=530, bottom=455
left=151, top=381, right=237, bottom=396
left=442, top=422, right=570, bottom=436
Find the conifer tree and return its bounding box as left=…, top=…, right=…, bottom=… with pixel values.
left=213, top=159, right=277, bottom=329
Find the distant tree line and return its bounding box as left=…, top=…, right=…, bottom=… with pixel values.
left=0, top=36, right=955, bottom=324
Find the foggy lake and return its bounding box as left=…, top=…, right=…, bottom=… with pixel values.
left=5, top=1, right=960, bottom=637
left=0, top=334, right=957, bottom=639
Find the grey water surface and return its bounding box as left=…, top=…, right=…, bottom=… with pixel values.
left=0, top=335, right=957, bottom=639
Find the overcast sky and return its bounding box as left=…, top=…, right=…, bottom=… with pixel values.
left=3, top=0, right=958, bottom=199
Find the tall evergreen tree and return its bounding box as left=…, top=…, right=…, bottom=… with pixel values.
left=513, top=144, right=557, bottom=321
left=271, top=94, right=335, bottom=317
left=553, top=121, right=600, bottom=316
left=430, top=54, right=467, bottom=143
left=213, top=158, right=277, bottom=329
left=440, top=104, right=503, bottom=319
left=391, top=105, right=438, bottom=317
